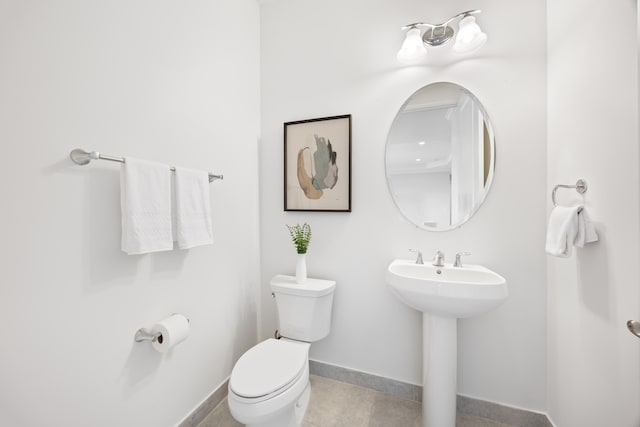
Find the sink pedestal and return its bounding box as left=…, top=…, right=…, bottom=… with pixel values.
left=423, top=313, right=457, bottom=427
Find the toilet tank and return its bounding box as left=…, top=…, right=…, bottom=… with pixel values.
left=270, top=275, right=336, bottom=342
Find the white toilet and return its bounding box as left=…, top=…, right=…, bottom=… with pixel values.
left=227, top=274, right=336, bottom=427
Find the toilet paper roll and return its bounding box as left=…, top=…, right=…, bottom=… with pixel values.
left=151, top=314, right=190, bottom=353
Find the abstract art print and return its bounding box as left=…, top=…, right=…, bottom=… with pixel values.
left=284, top=115, right=351, bottom=212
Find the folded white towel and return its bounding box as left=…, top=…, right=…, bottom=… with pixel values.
left=545, top=206, right=598, bottom=257
left=575, top=208, right=599, bottom=247
left=120, top=158, right=173, bottom=255
left=174, top=167, right=213, bottom=249
left=546, top=206, right=580, bottom=257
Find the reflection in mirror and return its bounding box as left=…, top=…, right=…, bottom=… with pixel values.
left=385, top=82, right=495, bottom=231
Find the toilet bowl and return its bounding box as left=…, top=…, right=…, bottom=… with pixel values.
left=227, top=275, right=336, bottom=427
left=228, top=339, right=311, bottom=427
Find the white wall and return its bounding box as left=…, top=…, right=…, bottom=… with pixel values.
left=0, top=1, right=260, bottom=426
left=260, top=0, right=548, bottom=411
left=547, top=1, right=640, bottom=426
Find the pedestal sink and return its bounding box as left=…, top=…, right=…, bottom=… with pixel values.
left=385, top=259, right=508, bottom=427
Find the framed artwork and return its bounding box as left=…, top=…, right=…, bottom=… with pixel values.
left=284, top=115, right=351, bottom=212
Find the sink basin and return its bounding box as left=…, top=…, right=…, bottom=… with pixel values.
left=386, top=259, right=508, bottom=318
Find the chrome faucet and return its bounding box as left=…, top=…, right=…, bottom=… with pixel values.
left=409, top=249, right=423, bottom=264
left=432, top=251, right=445, bottom=267
left=454, top=252, right=471, bottom=268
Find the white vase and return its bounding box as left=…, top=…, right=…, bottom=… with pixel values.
left=295, top=253, right=307, bottom=284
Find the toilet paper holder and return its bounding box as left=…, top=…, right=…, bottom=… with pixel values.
left=134, top=315, right=190, bottom=343
left=134, top=328, right=163, bottom=343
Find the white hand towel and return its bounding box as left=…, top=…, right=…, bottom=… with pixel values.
left=575, top=208, right=599, bottom=247
left=120, top=158, right=173, bottom=255
left=174, top=167, right=213, bottom=249
left=545, top=206, right=581, bottom=257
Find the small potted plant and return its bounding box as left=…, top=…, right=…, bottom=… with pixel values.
left=287, top=223, right=312, bottom=283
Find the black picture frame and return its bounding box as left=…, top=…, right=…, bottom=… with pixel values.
left=284, top=115, right=351, bottom=212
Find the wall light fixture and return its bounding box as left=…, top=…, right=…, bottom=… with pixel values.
left=397, top=10, right=487, bottom=64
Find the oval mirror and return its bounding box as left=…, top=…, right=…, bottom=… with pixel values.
left=385, top=82, right=495, bottom=231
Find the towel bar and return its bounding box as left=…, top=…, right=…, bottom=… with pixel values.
left=551, top=179, right=587, bottom=208
left=70, top=148, right=223, bottom=182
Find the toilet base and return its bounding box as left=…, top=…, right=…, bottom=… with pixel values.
left=243, top=382, right=310, bottom=427
left=294, top=382, right=311, bottom=425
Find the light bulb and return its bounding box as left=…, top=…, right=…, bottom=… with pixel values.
left=453, top=16, right=487, bottom=54
left=397, top=28, right=427, bottom=64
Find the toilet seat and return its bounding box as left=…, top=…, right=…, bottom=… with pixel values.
left=229, top=339, right=308, bottom=402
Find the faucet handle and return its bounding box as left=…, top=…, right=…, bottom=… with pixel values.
left=454, top=252, right=471, bottom=268
left=432, top=250, right=445, bottom=267
left=409, top=249, right=424, bottom=264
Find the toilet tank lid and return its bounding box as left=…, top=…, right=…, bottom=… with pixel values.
left=270, top=275, right=336, bottom=297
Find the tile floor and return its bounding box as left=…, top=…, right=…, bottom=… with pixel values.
left=197, top=375, right=515, bottom=427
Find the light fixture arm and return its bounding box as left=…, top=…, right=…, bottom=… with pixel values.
left=400, top=10, right=481, bottom=31
left=442, top=9, right=481, bottom=27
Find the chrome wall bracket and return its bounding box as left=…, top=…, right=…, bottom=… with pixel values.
left=627, top=320, right=640, bottom=338
left=134, top=328, right=162, bottom=343
left=401, top=10, right=481, bottom=47
left=70, top=148, right=100, bottom=166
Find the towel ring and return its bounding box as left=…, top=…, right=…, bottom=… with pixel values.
left=552, top=179, right=587, bottom=208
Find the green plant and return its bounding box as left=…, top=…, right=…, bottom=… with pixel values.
left=287, top=223, right=312, bottom=254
